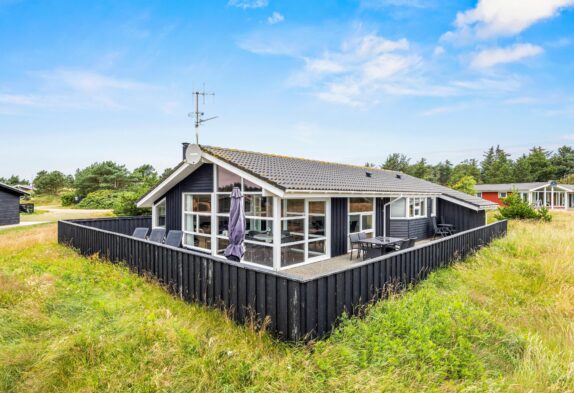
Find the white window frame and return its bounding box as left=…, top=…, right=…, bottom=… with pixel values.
left=476, top=192, right=482, bottom=198
left=280, top=198, right=330, bottom=270
left=498, top=192, right=507, bottom=198
left=182, top=192, right=213, bottom=252
left=409, top=197, right=427, bottom=218
left=214, top=165, right=274, bottom=269
left=152, top=197, right=166, bottom=228
left=389, top=197, right=429, bottom=220
left=347, top=197, right=375, bottom=235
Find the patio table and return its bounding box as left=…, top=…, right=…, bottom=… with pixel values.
left=359, top=237, right=406, bottom=260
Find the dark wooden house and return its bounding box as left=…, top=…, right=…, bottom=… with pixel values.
left=0, top=182, right=28, bottom=226
left=137, top=144, right=497, bottom=271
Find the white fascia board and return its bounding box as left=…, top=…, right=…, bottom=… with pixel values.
left=529, top=184, right=571, bottom=192
left=438, top=195, right=494, bottom=211
left=284, top=190, right=440, bottom=199
left=201, top=152, right=285, bottom=197
left=137, top=161, right=199, bottom=208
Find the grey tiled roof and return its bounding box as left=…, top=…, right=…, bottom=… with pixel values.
left=201, top=146, right=497, bottom=209
left=476, top=182, right=574, bottom=192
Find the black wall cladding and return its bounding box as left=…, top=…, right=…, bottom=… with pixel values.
left=155, top=164, right=214, bottom=231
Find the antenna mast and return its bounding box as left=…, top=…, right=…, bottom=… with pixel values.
left=188, top=86, right=217, bottom=144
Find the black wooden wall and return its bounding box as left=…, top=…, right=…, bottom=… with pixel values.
left=155, top=164, right=214, bottom=231
left=386, top=197, right=434, bottom=240
left=0, top=189, right=20, bottom=226
left=330, top=197, right=348, bottom=257
left=437, top=198, right=486, bottom=232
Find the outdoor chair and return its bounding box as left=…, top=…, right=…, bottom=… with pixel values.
left=148, top=228, right=166, bottom=243
left=132, top=227, right=149, bottom=239
left=164, top=230, right=183, bottom=248
left=431, top=216, right=450, bottom=239
left=349, top=233, right=362, bottom=260
left=401, top=238, right=417, bottom=249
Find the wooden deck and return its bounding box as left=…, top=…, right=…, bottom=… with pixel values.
left=284, top=239, right=432, bottom=280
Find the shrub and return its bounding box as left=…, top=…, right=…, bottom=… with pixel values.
left=60, top=192, right=77, bottom=206
left=495, top=192, right=552, bottom=222
left=77, top=190, right=121, bottom=209
left=113, top=191, right=151, bottom=216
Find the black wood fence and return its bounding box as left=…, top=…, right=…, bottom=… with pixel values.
left=58, top=218, right=507, bottom=340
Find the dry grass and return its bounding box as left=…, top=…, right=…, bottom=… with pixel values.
left=0, top=213, right=573, bottom=392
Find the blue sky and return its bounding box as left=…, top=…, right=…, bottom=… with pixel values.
left=1, top=0, right=574, bottom=180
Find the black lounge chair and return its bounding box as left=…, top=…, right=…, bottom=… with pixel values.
left=148, top=228, right=166, bottom=243
left=164, top=230, right=183, bottom=247
left=132, top=227, right=149, bottom=239
left=431, top=217, right=450, bottom=239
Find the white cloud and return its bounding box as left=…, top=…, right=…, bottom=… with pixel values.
left=228, top=0, right=268, bottom=9
left=433, top=46, right=445, bottom=56
left=442, top=0, right=574, bottom=42
left=39, top=69, right=150, bottom=93
left=470, top=43, right=543, bottom=68
left=0, top=94, right=38, bottom=106
left=267, top=11, right=284, bottom=25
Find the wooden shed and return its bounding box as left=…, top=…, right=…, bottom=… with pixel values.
left=0, top=182, right=29, bottom=226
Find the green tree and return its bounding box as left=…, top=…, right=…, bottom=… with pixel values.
left=431, top=160, right=453, bottom=185
left=1, top=175, right=30, bottom=185
left=75, top=161, right=131, bottom=197
left=481, top=146, right=513, bottom=183
left=525, top=146, right=554, bottom=181
left=512, top=154, right=533, bottom=182
left=131, top=164, right=158, bottom=189
left=450, top=159, right=481, bottom=185
left=551, top=145, right=574, bottom=179
left=407, top=158, right=433, bottom=180
left=381, top=153, right=411, bottom=173
left=451, top=176, right=477, bottom=195
left=33, top=170, right=68, bottom=195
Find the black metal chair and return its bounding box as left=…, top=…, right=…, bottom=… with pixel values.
left=349, top=233, right=363, bottom=260
left=132, top=227, right=149, bottom=239
left=432, top=216, right=450, bottom=239
left=400, top=238, right=417, bottom=249
left=164, top=230, right=183, bottom=247
left=148, top=228, right=166, bottom=243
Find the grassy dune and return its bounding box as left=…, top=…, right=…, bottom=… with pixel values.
left=1, top=214, right=573, bottom=392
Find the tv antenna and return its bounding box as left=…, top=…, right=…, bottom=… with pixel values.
left=188, top=86, right=217, bottom=144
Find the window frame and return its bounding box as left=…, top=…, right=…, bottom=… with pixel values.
left=181, top=192, right=213, bottom=252
left=347, top=197, right=375, bottom=234
left=152, top=197, right=166, bottom=228
left=280, top=198, right=330, bottom=269
left=498, top=192, right=508, bottom=198
left=214, top=166, right=274, bottom=268
left=389, top=196, right=429, bottom=220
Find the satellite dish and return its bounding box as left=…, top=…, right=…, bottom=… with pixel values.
left=185, top=144, right=202, bottom=165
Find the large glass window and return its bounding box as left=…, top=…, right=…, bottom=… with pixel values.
left=215, top=166, right=273, bottom=267
left=183, top=194, right=212, bottom=251
left=348, top=198, right=374, bottom=235
left=281, top=199, right=328, bottom=267
left=153, top=198, right=166, bottom=227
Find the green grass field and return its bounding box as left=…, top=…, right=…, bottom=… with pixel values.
left=1, top=213, right=573, bottom=392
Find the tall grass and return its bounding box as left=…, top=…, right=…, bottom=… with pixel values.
left=1, top=214, right=573, bottom=392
